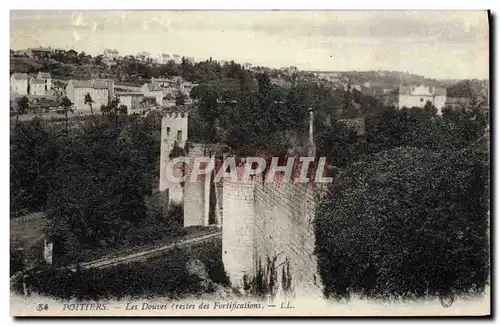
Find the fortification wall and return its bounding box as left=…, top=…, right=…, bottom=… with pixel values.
left=222, top=181, right=255, bottom=288
left=221, top=176, right=323, bottom=297
left=183, top=145, right=210, bottom=227
left=253, top=181, right=323, bottom=298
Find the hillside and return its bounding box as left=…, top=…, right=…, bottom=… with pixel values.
left=10, top=57, right=43, bottom=73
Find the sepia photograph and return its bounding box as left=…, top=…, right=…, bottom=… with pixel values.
left=8, top=9, right=490, bottom=317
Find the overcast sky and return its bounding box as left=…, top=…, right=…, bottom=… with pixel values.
left=10, top=10, right=489, bottom=80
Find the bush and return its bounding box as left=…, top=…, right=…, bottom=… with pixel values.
left=14, top=239, right=229, bottom=300
left=315, top=147, right=489, bottom=300
left=10, top=248, right=24, bottom=276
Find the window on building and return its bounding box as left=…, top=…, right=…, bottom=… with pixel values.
left=420, top=98, right=424, bottom=102
left=177, top=130, right=182, bottom=142
left=167, top=127, right=171, bottom=136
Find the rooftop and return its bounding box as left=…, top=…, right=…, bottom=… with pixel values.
left=399, top=85, right=446, bottom=96
left=37, top=72, right=51, bottom=79
left=145, top=83, right=163, bottom=91
left=28, top=47, right=53, bottom=52
left=30, top=78, right=45, bottom=85
left=116, top=91, right=143, bottom=96
left=69, top=79, right=112, bottom=89
left=11, top=73, right=29, bottom=80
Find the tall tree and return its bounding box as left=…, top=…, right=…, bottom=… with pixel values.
left=15, top=96, right=29, bottom=125
left=60, top=96, right=73, bottom=135
left=84, top=93, right=94, bottom=117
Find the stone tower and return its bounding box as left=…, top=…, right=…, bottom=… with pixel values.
left=159, top=109, right=189, bottom=203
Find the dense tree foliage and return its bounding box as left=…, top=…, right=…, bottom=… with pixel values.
left=10, top=114, right=163, bottom=263
left=315, top=147, right=489, bottom=300
left=314, top=95, right=489, bottom=300
left=11, top=118, right=56, bottom=213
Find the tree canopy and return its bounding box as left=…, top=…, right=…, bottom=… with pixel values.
left=315, top=146, right=489, bottom=300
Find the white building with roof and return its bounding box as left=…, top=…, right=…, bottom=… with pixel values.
left=136, top=52, right=152, bottom=63
left=398, top=84, right=447, bottom=115
left=66, top=79, right=114, bottom=111
left=10, top=73, right=29, bottom=95
left=37, top=72, right=52, bottom=94
left=172, top=54, right=182, bottom=64
left=116, top=92, right=144, bottom=112
left=141, top=83, right=164, bottom=106
left=29, top=78, right=46, bottom=96
left=160, top=53, right=171, bottom=64
left=104, top=49, right=119, bottom=60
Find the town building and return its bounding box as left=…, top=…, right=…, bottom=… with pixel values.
left=66, top=79, right=114, bottom=111
left=160, top=53, right=171, bottom=64
left=27, top=47, right=53, bottom=59
left=185, top=56, right=195, bottom=64
left=172, top=54, right=182, bottom=64
left=28, top=78, right=46, bottom=96
left=136, top=52, right=152, bottom=63
left=398, top=84, right=447, bottom=114
left=53, top=49, right=66, bottom=56
left=243, top=62, right=253, bottom=70
left=141, top=83, right=164, bottom=106
left=65, top=50, right=78, bottom=61
left=103, top=49, right=119, bottom=60
left=10, top=73, right=29, bottom=95
left=37, top=72, right=52, bottom=93
left=280, top=66, right=298, bottom=77
left=150, top=77, right=197, bottom=99
left=179, top=81, right=196, bottom=97
left=116, top=92, right=143, bottom=111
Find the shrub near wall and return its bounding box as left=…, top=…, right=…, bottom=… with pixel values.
left=315, top=147, right=489, bottom=300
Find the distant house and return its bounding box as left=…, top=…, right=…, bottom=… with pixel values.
left=65, top=49, right=78, bottom=61
left=103, top=49, right=119, bottom=60
left=398, top=84, right=447, bottom=115
left=160, top=53, right=171, bottom=64
left=66, top=79, right=114, bottom=111
left=141, top=83, right=163, bottom=105
left=116, top=92, right=143, bottom=111
left=179, top=81, right=197, bottom=97
left=27, top=47, right=53, bottom=59
left=243, top=62, right=253, bottom=70
left=29, top=78, right=46, bottom=96
left=136, top=52, right=152, bottom=63
left=53, top=49, right=66, bottom=55
left=141, top=96, right=158, bottom=108
left=185, top=56, right=195, bottom=64
left=37, top=72, right=52, bottom=93
left=172, top=54, right=182, bottom=64
left=280, top=66, right=298, bottom=77
left=10, top=73, right=29, bottom=95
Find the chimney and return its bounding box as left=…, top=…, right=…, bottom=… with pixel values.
left=308, top=108, right=315, bottom=156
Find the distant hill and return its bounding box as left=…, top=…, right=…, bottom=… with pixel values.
left=306, top=70, right=445, bottom=89
left=10, top=57, right=43, bottom=73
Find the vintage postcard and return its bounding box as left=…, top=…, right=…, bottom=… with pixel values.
left=9, top=10, right=490, bottom=317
